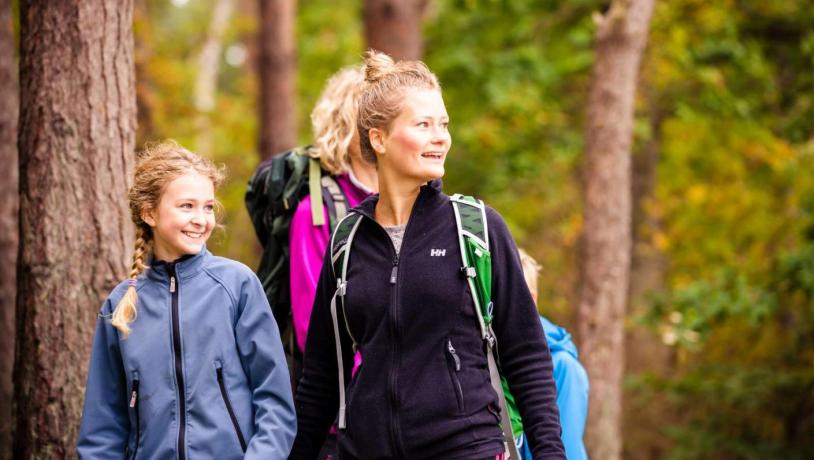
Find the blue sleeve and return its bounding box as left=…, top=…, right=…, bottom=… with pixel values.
left=235, top=272, right=297, bottom=459
left=76, top=299, right=130, bottom=459
left=486, top=208, right=566, bottom=458
left=552, top=351, right=590, bottom=460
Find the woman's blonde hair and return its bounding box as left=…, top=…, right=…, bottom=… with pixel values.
left=357, top=50, right=441, bottom=164
left=311, top=65, right=366, bottom=175
left=518, top=248, right=542, bottom=299
left=111, top=140, right=226, bottom=337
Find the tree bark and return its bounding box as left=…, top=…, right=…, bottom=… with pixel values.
left=0, top=0, right=18, bottom=456
left=363, top=0, right=427, bottom=61
left=257, top=0, right=297, bottom=160
left=14, top=1, right=135, bottom=457
left=577, top=1, right=654, bottom=459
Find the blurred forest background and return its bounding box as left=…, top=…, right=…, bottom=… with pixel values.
left=1, top=0, right=813, bottom=459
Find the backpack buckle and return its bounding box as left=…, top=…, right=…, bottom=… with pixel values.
left=461, top=266, right=477, bottom=278
left=485, top=332, right=496, bottom=348
left=337, top=280, right=347, bottom=296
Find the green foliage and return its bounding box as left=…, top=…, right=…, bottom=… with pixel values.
left=632, top=0, right=814, bottom=456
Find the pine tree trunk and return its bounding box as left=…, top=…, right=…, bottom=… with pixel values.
left=363, top=0, right=427, bottom=60
left=257, top=0, right=297, bottom=160
left=577, top=1, right=654, bottom=459
left=14, top=1, right=135, bottom=457
left=195, top=0, right=234, bottom=157
left=0, top=0, right=18, bottom=456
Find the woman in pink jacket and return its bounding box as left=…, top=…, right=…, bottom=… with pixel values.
left=288, top=66, right=377, bottom=459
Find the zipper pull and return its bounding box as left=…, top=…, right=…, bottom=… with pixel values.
left=170, top=276, right=176, bottom=293
left=447, top=340, right=461, bottom=371
left=129, top=390, right=137, bottom=408
left=389, top=255, right=399, bottom=284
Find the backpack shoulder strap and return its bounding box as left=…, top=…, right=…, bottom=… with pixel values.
left=450, top=194, right=521, bottom=459
left=450, top=194, right=490, bottom=338
left=328, top=211, right=364, bottom=429
left=321, top=175, right=348, bottom=231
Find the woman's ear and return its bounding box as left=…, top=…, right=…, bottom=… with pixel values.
left=141, top=208, right=157, bottom=227
left=369, top=128, right=386, bottom=155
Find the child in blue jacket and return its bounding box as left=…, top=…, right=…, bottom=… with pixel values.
left=518, top=248, right=590, bottom=460
left=77, top=141, right=296, bottom=459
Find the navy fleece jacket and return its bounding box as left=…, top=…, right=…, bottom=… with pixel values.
left=291, top=182, right=564, bottom=459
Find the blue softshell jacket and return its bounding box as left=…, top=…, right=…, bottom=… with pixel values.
left=540, top=316, right=589, bottom=460
left=77, top=248, right=296, bottom=459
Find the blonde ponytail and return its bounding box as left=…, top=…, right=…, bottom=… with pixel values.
left=111, top=227, right=150, bottom=337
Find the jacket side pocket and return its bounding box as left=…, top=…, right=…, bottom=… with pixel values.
left=445, top=339, right=465, bottom=413
left=129, top=371, right=141, bottom=460
left=215, top=361, right=248, bottom=452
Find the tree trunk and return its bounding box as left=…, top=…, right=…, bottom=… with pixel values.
left=577, top=1, right=654, bottom=459
left=195, top=0, right=235, bottom=156
left=0, top=0, right=18, bottom=456
left=624, top=87, right=675, bottom=460
left=363, top=0, right=427, bottom=61
left=14, top=1, right=135, bottom=457
left=257, top=0, right=297, bottom=160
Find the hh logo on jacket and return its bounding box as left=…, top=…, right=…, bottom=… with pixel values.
left=430, top=249, right=446, bottom=257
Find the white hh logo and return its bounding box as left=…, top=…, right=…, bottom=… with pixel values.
left=430, top=249, right=446, bottom=257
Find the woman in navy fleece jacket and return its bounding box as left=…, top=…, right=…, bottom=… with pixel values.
left=290, top=51, right=565, bottom=460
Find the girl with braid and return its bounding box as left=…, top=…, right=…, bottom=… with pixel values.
left=78, top=141, right=296, bottom=459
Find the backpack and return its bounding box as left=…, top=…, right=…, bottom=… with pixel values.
left=327, top=194, right=522, bottom=459
left=245, top=145, right=348, bottom=344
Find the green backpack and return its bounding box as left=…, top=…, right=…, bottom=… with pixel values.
left=245, top=145, right=348, bottom=342
left=327, top=194, right=522, bottom=459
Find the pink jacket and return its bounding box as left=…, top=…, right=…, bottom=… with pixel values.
left=289, top=173, right=373, bottom=354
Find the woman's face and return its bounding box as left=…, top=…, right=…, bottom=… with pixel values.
left=374, top=87, right=451, bottom=184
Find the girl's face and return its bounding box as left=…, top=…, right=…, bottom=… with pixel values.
left=373, top=88, right=451, bottom=184
left=143, top=172, right=216, bottom=262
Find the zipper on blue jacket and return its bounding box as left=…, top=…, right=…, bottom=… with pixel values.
left=129, top=372, right=140, bottom=459
left=168, top=263, right=187, bottom=460
left=215, top=362, right=248, bottom=452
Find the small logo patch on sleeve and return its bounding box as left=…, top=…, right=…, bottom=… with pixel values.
left=430, top=249, right=446, bottom=257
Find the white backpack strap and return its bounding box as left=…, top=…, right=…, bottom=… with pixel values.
left=451, top=194, right=489, bottom=340
left=328, top=212, right=364, bottom=429
left=450, top=194, right=520, bottom=459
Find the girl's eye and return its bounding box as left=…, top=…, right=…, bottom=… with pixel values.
left=441, top=122, right=449, bottom=129
left=417, top=121, right=429, bottom=128
left=180, top=203, right=193, bottom=209
left=204, top=204, right=215, bottom=212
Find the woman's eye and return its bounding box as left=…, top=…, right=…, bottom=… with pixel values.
left=180, top=203, right=192, bottom=209
left=417, top=121, right=429, bottom=128
left=204, top=204, right=215, bottom=212
left=441, top=122, right=449, bottom=130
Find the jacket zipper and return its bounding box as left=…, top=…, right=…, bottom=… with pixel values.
left=216, top=363, right=248, bottom=452
left=446, top=340, right=465, bottom=412
left=168, top=263, right=187, bottom=460
left=130, top=373, right=140, bottom=459
left=387, top=250, right=405, bottom=457
left=363, top=188, right=425, bottom=458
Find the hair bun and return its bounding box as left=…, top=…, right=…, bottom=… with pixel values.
left=363, top=49, right=397, bottom=83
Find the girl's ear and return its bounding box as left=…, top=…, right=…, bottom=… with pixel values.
left=369, top=128, right=386, bottom=155
left=141, top=208, right=157, bottom=227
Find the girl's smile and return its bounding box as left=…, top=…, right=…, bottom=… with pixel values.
left=143, top=172, right=216, bottom=262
